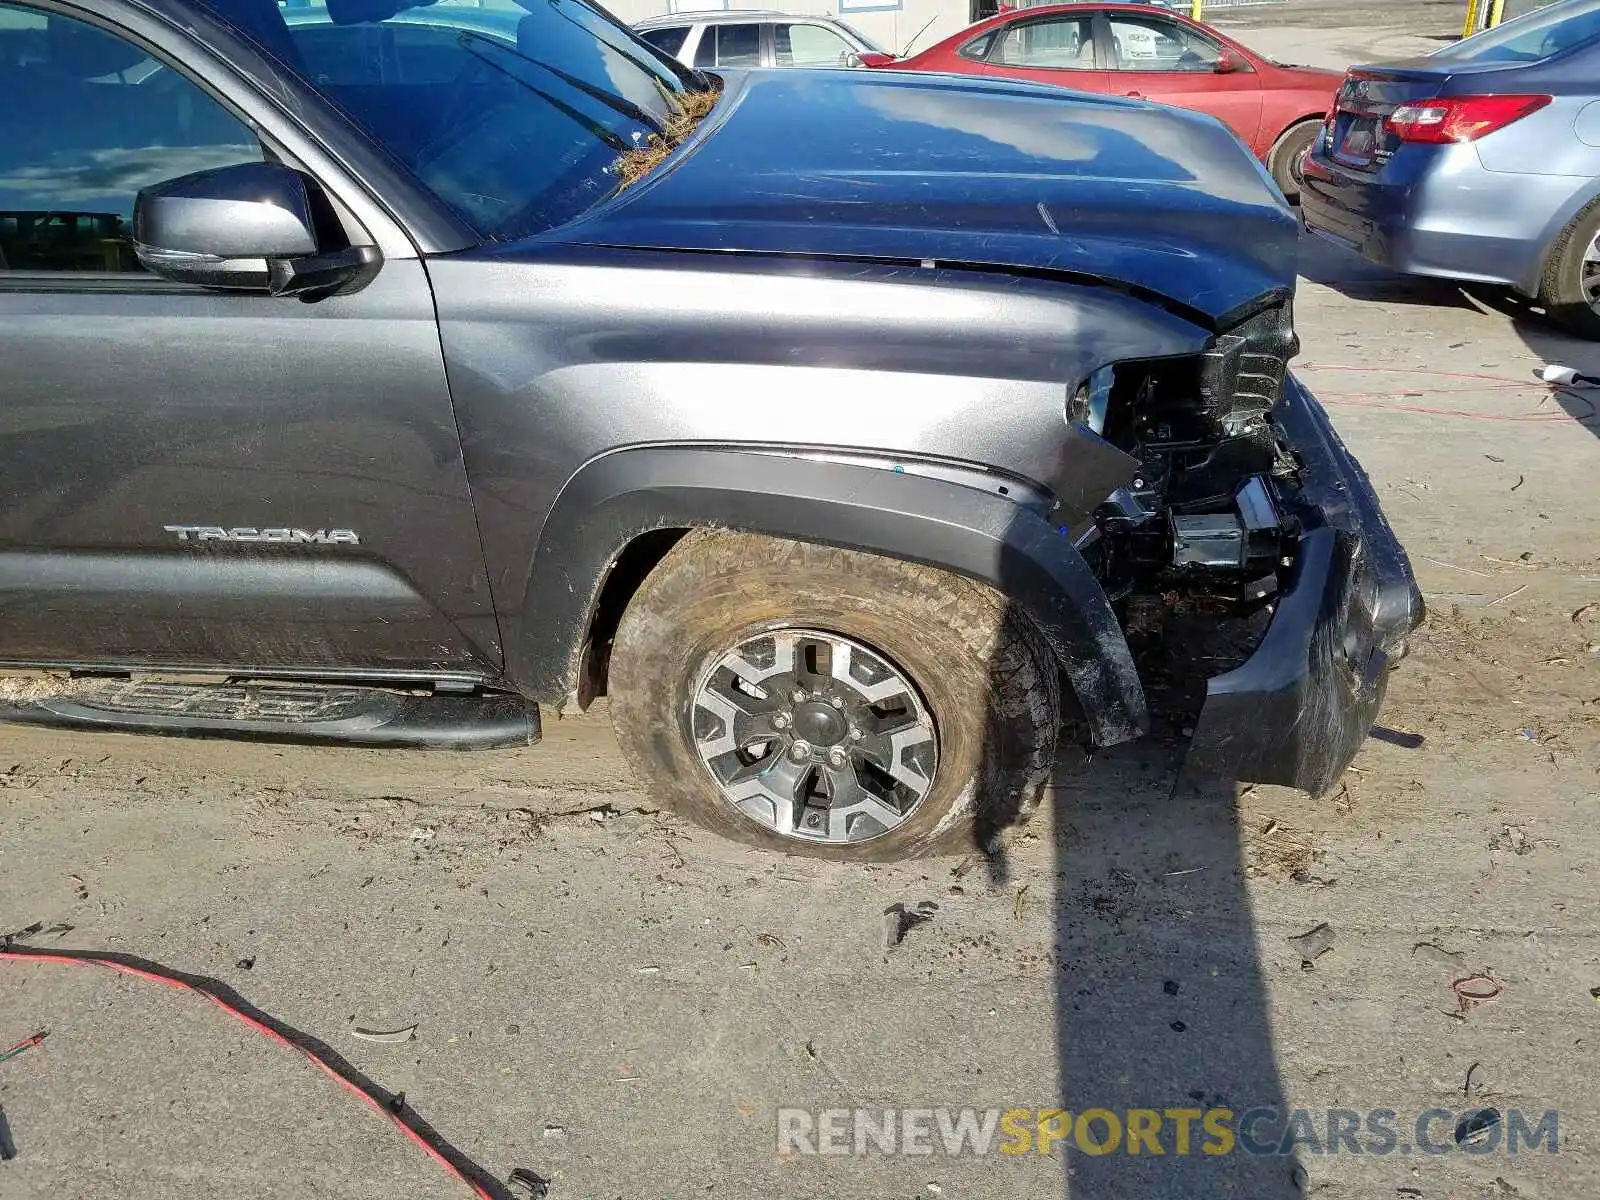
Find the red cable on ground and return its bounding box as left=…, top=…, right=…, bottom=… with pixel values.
left=1295, top=362, right=1600, bottom=424
left=0, top=944, right=495, bottom=1200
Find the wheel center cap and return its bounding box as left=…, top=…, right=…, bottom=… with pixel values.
left=792, top=701, right=848, bottom=747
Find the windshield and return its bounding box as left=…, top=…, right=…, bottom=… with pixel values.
left=193, top=0, right=702, bottom=240
left=1430, top=0, right=1600, bottom=63
left=833, top=20, right=888, bottom=54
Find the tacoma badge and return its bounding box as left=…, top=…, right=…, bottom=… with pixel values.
left=164, top=525, right=361, bottom=545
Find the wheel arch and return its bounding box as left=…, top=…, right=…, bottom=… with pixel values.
left=1520, top=182, right=1600, bottom=297
left=1268, top=115, right=1326, bottom=160
left=1278, top=112, right=1329, bottom=136
left=509, top=445, right=1149, bottom=747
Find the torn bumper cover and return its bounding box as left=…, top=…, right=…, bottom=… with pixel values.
left=1186, top=374, right=1423, bottom=796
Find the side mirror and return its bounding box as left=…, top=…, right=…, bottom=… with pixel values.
left=134, top=162, right=376, bottom=297
left=1213, top=50, right=1244, bottom=74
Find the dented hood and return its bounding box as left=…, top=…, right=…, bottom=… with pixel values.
left=551, top=69, right=1300, bottom=326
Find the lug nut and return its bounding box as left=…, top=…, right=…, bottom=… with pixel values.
left=826, top=748, right=847, bottom=768
left=849, top=727, right=864, bottom=741
left=828, top=696, right=845, bottom=710
left=791, top=688, right=808, bottom=703
left=772, top=713, right=790, bottom=730
left=789, top=740, right=812, bottom=762
left=805, top=813, right=822, bottom=828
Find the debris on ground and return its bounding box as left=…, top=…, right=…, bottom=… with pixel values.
left=1452, top=974, right=1503, bottom=1015
left=1288, top=922, right=1336, bottom=969
left=350, top=1022, right=419, bottom=1044
left=1, top=922, right=72, bottom=946
left=507, top=1167, right=551, bottom=1199
left=0, top=1030, right=47, bottom=1065
left=882, top=901, right=938, bottom=949
left=1489, top=825, right=1532, bottom=855
left=1455, top=1107, right=1503, bottom=1146
left=0, top=1103, right=14, bottom=1161
left=1464, top=1061, right=1481, bottom=1098
left=235, top=956, right=255, bottom=970
left=1369, top=725, right=1426, bottom=748
left=1246, top=820, right=1315, bottom=881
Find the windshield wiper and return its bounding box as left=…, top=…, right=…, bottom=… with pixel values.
left=454, top=34, right=632, bottom=152
left=456, top=30, right=667, bottom=136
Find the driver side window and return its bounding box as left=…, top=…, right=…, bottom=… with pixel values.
left=1105, top=16, right=1222, bottom=72
left=774, top=23, right=853, bottom=67
left=0, top=3, right=261, bottom=272
left=990, top=15, right=1098, bottom=70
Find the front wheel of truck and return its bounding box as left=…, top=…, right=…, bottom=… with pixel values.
left=607, top=530, right=1060, bottom=860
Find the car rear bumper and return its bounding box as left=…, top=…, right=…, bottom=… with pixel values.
left=1186, top=374, right=1422, bottom=796
left=1300, top=145, right=1556, bottom=290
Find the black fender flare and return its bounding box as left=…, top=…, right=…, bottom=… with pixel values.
left=509, top=447, right=1148, bottom=747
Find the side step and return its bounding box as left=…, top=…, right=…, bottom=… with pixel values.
left=0, top=678, right=539, bottom=750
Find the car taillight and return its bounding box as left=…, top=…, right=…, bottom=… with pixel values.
left=1386, top=94, right=1551, bottom=143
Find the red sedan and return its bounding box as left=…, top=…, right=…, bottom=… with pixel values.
left=877, top=3, right=1343, bottom=198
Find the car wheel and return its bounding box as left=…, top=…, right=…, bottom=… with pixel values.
left=1537, top=197, right=1600, bottom=340
left=607, top=530, right=1060, bottom=860
left=1268, top=120, right=1321, bottom=204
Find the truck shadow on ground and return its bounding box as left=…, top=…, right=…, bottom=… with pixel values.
left=980, top=598, right=1306, bottom=1198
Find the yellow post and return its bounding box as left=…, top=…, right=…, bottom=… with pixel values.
left=1462, top=0, right=1481, bottom=37
left=1190, top=0, right=1203, bottom=21
left=1487, top=0, right=1507, bottom=26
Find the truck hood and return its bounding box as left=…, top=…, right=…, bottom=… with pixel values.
left=548, top=69, right=1300, bottom=327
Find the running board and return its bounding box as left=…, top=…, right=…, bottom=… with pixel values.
left=0, top=679, right=539, bottom=750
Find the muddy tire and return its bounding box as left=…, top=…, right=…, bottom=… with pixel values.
left=1268, top=119, right=1321, bottom=204
left=607, top=530, right=1060, bottom=860
left=1536, top=197, right=1600, bottom=340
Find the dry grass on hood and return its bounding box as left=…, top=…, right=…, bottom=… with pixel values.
left=615, top=87, right=720, bottom=190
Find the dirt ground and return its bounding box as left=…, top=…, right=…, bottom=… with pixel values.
left=4, top=18, right=1600, bottom=1200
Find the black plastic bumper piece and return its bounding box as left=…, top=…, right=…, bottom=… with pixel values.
left=1186, top=375, right=1423, bottom=795
left=0, top=679, right=539, bottom=750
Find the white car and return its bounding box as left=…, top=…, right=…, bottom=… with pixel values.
left=633, top=9, right=893, bottom=69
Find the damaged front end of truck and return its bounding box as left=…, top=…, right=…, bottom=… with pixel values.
left=526, top=65, right=1424, bottom=798
left=1072, top=294, right=1423, bottom=795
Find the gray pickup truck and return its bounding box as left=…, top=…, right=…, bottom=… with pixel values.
left=0, top=0, right=1421, bottom=859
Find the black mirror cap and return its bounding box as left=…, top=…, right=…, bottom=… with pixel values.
left=134, top=161, right=319, bottom=266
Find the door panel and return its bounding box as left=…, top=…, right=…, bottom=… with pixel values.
left=1101, top=13, right=1263, bottom=148
left=0, top=3, right=498, bottom=677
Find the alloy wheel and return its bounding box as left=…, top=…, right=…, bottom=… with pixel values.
left=690, top=629, right=938, bottom=843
